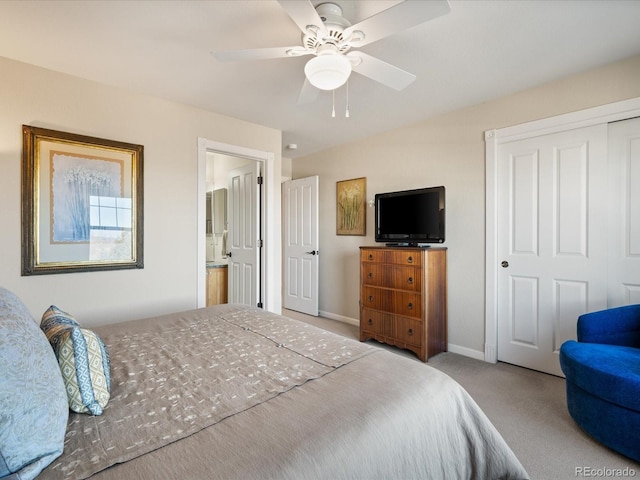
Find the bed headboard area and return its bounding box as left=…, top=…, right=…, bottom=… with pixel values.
left=0, top=287, right=529, bottom=480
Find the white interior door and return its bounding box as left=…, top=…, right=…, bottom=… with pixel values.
left=496, top=125, right=609, bottom=376
left=608, top=117, right=640, bottom=306
left=283, top=176, right=319, bottom=316
left=227, top=162, right=260, bottom=306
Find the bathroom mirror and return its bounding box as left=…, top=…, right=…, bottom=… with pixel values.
left=212, top=188, right=227, bottom=235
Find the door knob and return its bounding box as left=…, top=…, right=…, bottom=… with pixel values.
left=226, top=252, right=232, bottom=258
left=305, top=250, right=317, bottom=255
left=501, top=261, right=509, bottom=268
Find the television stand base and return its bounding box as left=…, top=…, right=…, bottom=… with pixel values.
left=385, top=243, right=431, bottom=248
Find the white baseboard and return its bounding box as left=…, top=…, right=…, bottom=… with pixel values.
left=447, top=343, right=485, bottom=361
left=319, top=310, right=359, bottom=327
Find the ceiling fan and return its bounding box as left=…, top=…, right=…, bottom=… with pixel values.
left=213, top=0, right=451, bottom=103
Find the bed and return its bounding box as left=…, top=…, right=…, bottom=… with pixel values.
left=0, top=288, right=528, bottom=480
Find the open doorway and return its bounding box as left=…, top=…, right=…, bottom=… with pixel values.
left=196, top=138, right=279, bottom=313
left=205, top=153, right=259, bottom=307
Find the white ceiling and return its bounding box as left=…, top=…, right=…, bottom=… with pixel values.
left=1, top=0, right=639, bottom=159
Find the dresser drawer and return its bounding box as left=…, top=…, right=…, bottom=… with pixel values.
left=362, top=264, right=384, bottom=287
left=361, top=286, right=392, bottom=311
left=360, top=308, right=393, bottom=337
left=362, top=264, right=421, bottom=291
left=361, top=249, right=384, bottom=263
left=390, top=250, right=422, bottom=266
left=363, top=287, right=421, bottom=318
left=391, top=265, right=421, bottom=292
left=396, top=317, right=423, bottom=347
left=393, top=291, right=422, bottom=318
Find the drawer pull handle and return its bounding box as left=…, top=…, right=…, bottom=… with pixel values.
left=407, top=302, right=413, bottom=310
left=367, top=318, right=373, bottom=326
left=368, top=254, right=374, bottom=261
left=407, top=256, right=413, bottom=264
left=408, top=328, right=414, bottom=336
left=368, top=272, right=373, bottom=279
left=368, top=295, right=374, bottom=302
left=407, top=277, right=413, bottom=284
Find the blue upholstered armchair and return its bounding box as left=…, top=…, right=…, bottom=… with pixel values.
left=559, top=304, right=640, bottom=462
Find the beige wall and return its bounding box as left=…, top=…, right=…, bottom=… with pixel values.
left=0, top=56, right=281, bottom=327
left=292, top=54, right=640, bottom=357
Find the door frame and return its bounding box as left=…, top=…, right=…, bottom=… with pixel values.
left=197, top=138, right=276, bottom=312
left=484, top=96, right=640, bottom=363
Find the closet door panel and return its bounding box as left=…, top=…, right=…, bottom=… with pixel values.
left=496, top=124, right=608, bottom=376
left=609, top=117, right=640, bottom=305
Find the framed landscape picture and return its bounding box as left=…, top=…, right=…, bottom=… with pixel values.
left=336, top=177, right=366, bottom=236
left=21, top=125, right=144, bottom=275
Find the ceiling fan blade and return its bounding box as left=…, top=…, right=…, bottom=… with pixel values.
left=344, top=0, right=450, bottom=48
left=277, top=0, right=327, bottom=38
left=347, top=51, right=416, bottom=91
left=213, top=46, right=311, bottom=62
left=297, top=78, right=320, bottom=105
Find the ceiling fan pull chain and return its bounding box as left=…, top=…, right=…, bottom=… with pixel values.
left=345, top=80, right=350, bottom=118
left=332, top=89, right=336, bottom=118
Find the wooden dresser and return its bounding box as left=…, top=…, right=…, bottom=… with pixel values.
left=359, top=246, right=447, bottom=361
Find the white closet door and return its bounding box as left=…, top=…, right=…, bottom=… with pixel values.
left=496, top=124, right=609, bottom=376
left=608, top=117, right=640, bottom=306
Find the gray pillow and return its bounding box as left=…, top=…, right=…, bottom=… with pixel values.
left=0, top=287, right=69, bottom=480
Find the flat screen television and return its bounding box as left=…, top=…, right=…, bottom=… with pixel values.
left=375, top=186, right=445, bottom=245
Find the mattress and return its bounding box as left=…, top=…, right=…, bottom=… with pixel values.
left=39, top=304, right=528, bottom=480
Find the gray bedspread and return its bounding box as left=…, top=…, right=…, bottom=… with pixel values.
left=39, top=304, right=528, bottom=480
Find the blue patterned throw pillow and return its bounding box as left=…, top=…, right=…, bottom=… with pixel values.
left=41, top=306, right=111, bottom=415
left=0, top=288, right=68, bottom=480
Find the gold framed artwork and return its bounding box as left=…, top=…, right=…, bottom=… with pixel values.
left=21, top=125, right=144, bottom=275
left=336, top=177, right=366, bottom=236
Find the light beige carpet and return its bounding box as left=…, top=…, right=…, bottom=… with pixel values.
left=284, top=309, right=639, bottom=480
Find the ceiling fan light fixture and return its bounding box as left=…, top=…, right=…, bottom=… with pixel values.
left=304, top=54, right=351, bottom=91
